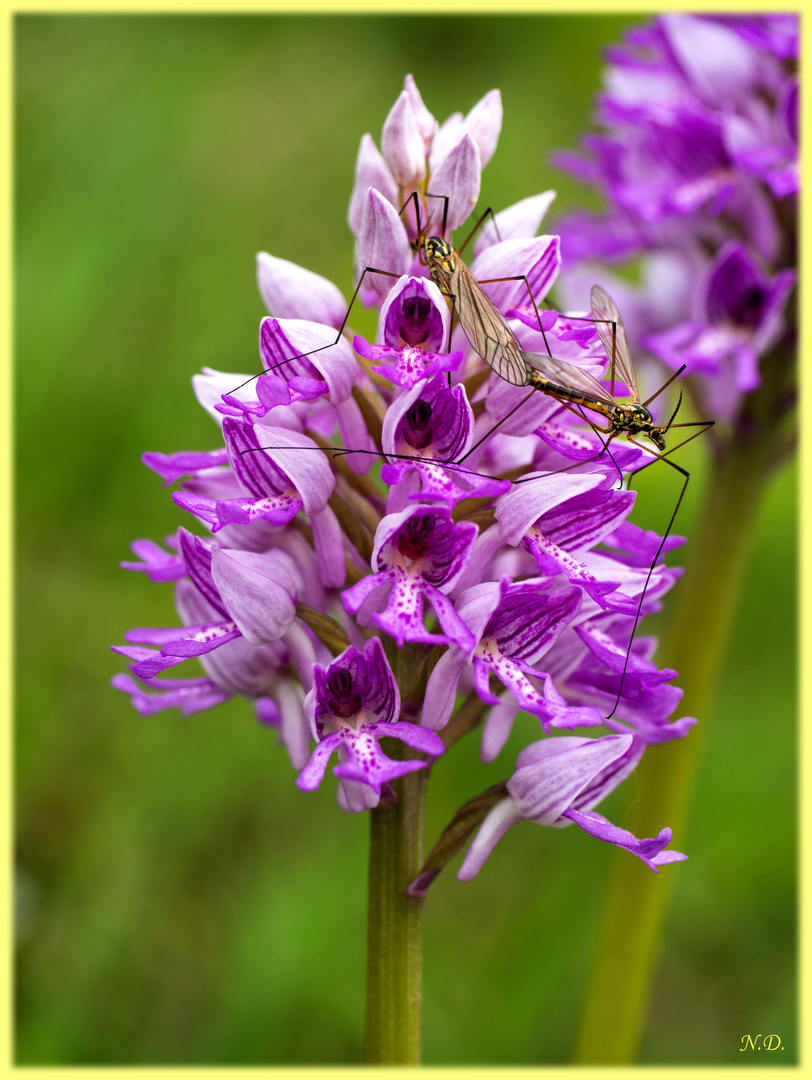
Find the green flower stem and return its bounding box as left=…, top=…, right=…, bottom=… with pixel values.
left=365, top=749, right=426, bottom=1065
left=573, top=344, right=793, bottom=1064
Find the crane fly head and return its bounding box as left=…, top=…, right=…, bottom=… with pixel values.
left=648, top=389, right=684, bottom=452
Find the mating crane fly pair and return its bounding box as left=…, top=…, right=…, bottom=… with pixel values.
left=236, top=190, right=714, bottom=718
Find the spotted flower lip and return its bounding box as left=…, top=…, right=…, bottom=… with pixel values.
left=456, top=734, right=687, bottom=883
left=341, top=506, right=477, bottom=650
left=296, top=638, right=444, bottom=811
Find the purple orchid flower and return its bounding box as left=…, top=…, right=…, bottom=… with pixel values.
left=423, top=576, right=604, bottom=736
left=296, top=638, right=444, bottom=812
left=352, top=274, right=464, bottom=388
left=342, top=506, right=477, bottom=650
left=455, top=734, right=687, bottom=884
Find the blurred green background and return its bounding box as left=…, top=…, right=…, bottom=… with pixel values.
left=15, top=14, right=796, bottom=1065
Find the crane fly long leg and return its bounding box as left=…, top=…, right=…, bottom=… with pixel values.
left=456, top=205, right=502, bottom=254
left=605, top=445, right=692, bottom=722
left=604, top=422, right=716, bottom=721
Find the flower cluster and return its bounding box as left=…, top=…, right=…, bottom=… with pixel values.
left=553, top=13, right=798, bottom=424
left=112, top=76, right=693, bottom=884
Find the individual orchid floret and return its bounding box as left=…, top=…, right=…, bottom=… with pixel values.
left=296, top=638, right=444, bottom=812
left=114, top=567, right=313, bottom=769
left=170, top=421, right=345, bottom=588
left=352, top=274, right=464, bottom=389
left=423, top=577, right=604, bottom=735
left=341, top=507, right=477, bottom=650
left=495, top=470, right=638, bottom=612
left=379, top=376, right=509, bottom=510
left=254, top=315, right=357, bottom=403
left=111, top=527, right=309, bottom=680
left=455, top=734, right=687, bottom=884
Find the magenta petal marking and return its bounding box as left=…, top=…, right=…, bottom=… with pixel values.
left=332, top=731, right=426, bottom=792
left=524, top=530, right=626, bottom=611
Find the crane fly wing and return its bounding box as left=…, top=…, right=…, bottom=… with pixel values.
left=590, top=285, right=638, bottom=401
left=522, top=350, right=618, bottom=407
left=452, top=263, right=531, bottom=387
